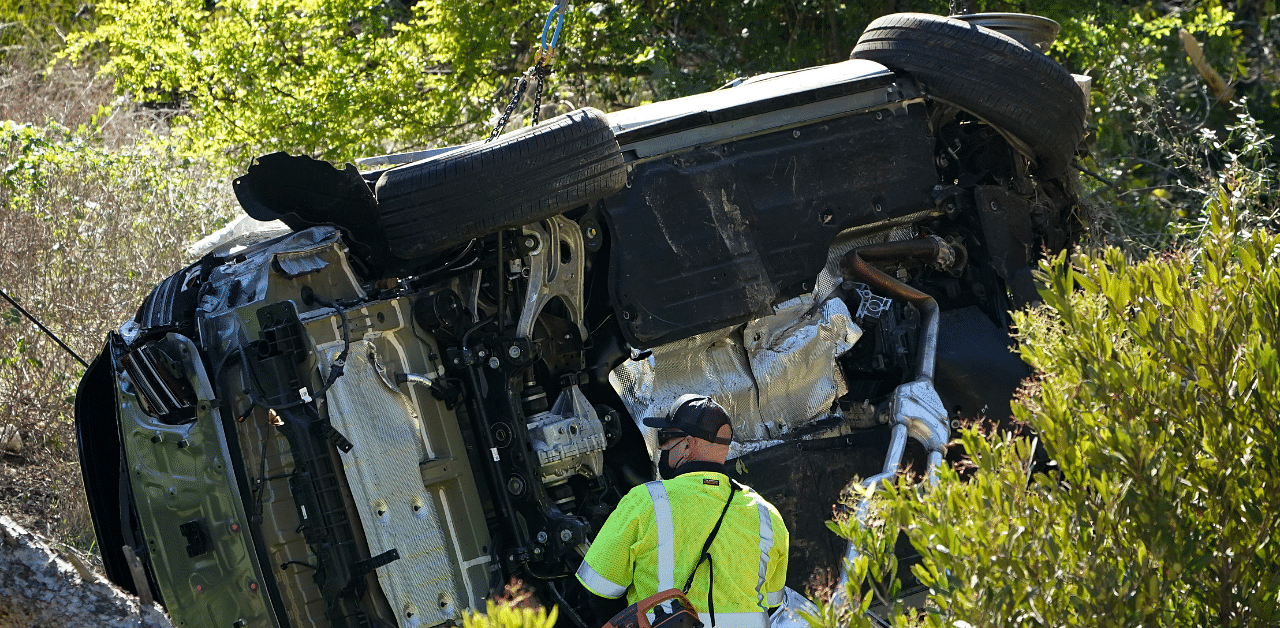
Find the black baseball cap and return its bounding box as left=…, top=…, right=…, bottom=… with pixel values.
left=642, top=394, right=733, bottom=445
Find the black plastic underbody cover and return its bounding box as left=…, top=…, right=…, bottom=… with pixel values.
left=232, top=152, right=393, bottom=275
left=603, top=66, right=937, bottom=348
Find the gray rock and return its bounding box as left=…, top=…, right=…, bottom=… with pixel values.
left=0, top=425, right=21, bottom=452
left=0, top=514, right=174, bottom=628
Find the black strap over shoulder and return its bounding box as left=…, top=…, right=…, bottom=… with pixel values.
left=682, top=479, right=743, bottom=627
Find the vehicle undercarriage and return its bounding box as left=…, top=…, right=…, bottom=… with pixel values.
left=75, top=12, right=1087, bottom=628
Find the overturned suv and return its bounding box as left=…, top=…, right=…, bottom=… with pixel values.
left=76, top=13, right=1087, bottom=628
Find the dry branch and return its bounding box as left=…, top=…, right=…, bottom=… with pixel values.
left=1179, top=28, right=1236, bottom=105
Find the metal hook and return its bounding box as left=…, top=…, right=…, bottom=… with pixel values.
left=538, top=3, right=565, bottom=61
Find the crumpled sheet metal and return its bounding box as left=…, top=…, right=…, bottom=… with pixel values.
left=197, top=226, right=366, bottom=319
left=610, top=294, right=861, bottom=456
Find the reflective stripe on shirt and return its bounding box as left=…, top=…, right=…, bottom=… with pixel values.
left=697, top=611, right=769, bottom=628
left=576, top=560, right=627, bottom=599
left=646, top=481, right=676, bottom=591
left=579, top=472, right=786, bottom=612
left=650, top=479, right=780, bottom=621
left=754, top=500, right=774, bottom=607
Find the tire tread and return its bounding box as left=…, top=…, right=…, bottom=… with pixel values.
left=375, top=107, right=626, bottom=258
left=852, top=13, right=1085, bottom=175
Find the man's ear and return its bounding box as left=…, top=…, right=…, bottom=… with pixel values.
left=695, top=425, right=732, bottom=464
left=715, top=424, right=732, bottom=443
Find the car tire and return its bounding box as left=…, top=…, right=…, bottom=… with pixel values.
left=851, top=12, right=1085, bottom=177
left=375, top=107, right=627, bottom=259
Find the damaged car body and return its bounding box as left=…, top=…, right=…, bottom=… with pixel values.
left=75, top=13, right=1087, bottom=628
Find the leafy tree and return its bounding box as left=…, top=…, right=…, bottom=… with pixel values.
left=63, top=0, right=963, bottom=164
left=812, top=189, right=1280, bottom=626
left=1029, top=0, right=1278, bottom=249
left=64, top=0, right=521, bottom=163
left=0, top=0, right=92, bottom=60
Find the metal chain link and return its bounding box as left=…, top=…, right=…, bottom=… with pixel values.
left=488, top=3, right=563, bottom=140
left=530, top=63, right=552, bottom=125
left=487, top=72, right=531, bottom=142
left=487, top=58, right=553, bottom=141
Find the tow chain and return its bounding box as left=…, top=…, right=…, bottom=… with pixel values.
left=487, top=2, right=565, bottom=141
left=487, top=60, right=553, bottom=141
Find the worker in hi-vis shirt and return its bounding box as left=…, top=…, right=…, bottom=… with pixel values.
left=576, top=394, right=789, bottom=628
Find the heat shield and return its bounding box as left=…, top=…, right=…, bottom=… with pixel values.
left=609, top=294, right=861, bottom=456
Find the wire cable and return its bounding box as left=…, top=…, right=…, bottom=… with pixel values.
left=0, top=286, right=88, bottom=368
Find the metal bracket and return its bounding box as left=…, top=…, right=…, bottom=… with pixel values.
left=516, top=216, right=588, bottom=341
left=353, top=548, right=401, bottom=577
left=317, top=420, right=354, bottom=453
left=851, top=281, right=893, bottom=320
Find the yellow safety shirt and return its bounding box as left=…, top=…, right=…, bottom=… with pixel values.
left=576, top=471, right=789, bottom=628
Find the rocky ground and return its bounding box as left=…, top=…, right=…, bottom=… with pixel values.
left=0, top=419, right=165, bottom=626
left=1, top=514, right=172, bottom=628
left=0, top=418, right=96, bottom=561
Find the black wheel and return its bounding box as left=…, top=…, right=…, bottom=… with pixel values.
left=851, top=13, right=1086, bottom=176
left=375, top=107, right=627, bottom=259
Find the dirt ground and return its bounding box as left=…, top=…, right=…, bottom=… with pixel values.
left=0, top=419, right=97, bottom=559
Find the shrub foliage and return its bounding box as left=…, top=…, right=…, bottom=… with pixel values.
left=0, top=120, right=235, bottom=545
left=463, top=600, right=558, bottom=628
left=817, top=197, right=1280, bottom=626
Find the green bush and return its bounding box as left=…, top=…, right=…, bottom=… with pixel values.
left=463, top=600, right=558, bottom=628
left=0, top=0, right=92, bottom=61
left=812, top=193, right=1280, bottom=626
left=64, top=0, right=643, bottom=163
left=0, top=119, right=235, bottom=547
left=1059, top=1, right=1277, bottom=249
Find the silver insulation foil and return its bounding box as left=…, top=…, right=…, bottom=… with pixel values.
left=320, top=339, right=461, bottom=627
left=609, top=294, right=861, bottom=458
